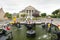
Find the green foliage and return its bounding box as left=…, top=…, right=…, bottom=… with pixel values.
left=41, top=13, right=46, bottom=17
left=52, top=9, right=59, bottom=15
left=4, top=12, right=12, bottom=19
left=50, top=14, right=60, bottom=18
left=57, top=14, right=60, bottom=18
left=21, top=13, right=27, bottom=17
left=4, top=12, right=9, bottom=17
left=8, top=14, right=12, bottom=18
left=50, top=15, right=57, bottom=18
left=32, top=17, right=41, bottom=20
left=17, top=14, right=19, bottom=18
left=50, top=9, right=60, bottom=18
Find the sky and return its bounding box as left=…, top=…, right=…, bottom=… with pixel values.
left=0, top=0, right=60, bottom=14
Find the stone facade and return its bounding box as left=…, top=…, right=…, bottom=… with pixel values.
left=19, top=6, right=40, bottom=19
left=0, top=8, right=5, bottom=20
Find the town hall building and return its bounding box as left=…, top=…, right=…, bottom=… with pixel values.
left=19, top=6, right=40, bottom=19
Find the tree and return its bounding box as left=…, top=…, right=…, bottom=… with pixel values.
left=52, top=9, right=59, bottom=15
left=8, top=14, right=12, bottom=19
left=4, top=12, right=9, bottom=17
left=32, top=12, right=40, bottom=20
left=57, top=14, right=60, bottom=18
left=4, top=12, right=12, bottom=19
left=50, top=15, right=57, bottom=18
left=51, top=9, right=60, bottom=18
left=32, top=12, right=40, bottom=17
left=21, top=13, right=27, bottom=17
left=41, top=13, right=46, bottom=17
left=17, top=14, right=19, bottom=18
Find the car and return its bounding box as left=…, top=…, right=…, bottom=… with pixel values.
left=0, top=24, right=13, bottom=40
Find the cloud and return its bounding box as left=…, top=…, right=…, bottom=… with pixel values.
left=0, top=0, right=60, bottom=14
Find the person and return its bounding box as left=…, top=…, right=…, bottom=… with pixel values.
left=47, top=23, right=51, bottom=32
left=42, top=23, right=45, bottom=29
left=6, top=26, right=11, bottom=30
left=57, top=25, right=60, bottom=30
left=16, top=22, right=21, bottom=28
left=48, top=23, right=51, bottom=28
left=2, top=26, right=7, bottom=35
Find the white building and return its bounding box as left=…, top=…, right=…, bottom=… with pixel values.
left=19, top=6, right=40, bottom=19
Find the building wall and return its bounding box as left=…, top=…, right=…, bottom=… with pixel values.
left=0, top=8, right=5, bottom=20
left=19, top=6, right=40, bottom=18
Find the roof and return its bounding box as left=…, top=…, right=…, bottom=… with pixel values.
left=0, top=8, right=4, bottom=13
left=0, top=8, right=5, bottom=20
left=24, top=6, right=36, bottom=10
left=19, top=5, right=40, bottom=13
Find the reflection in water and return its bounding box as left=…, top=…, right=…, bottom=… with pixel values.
left=11, top=25, right=51, bottom=40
